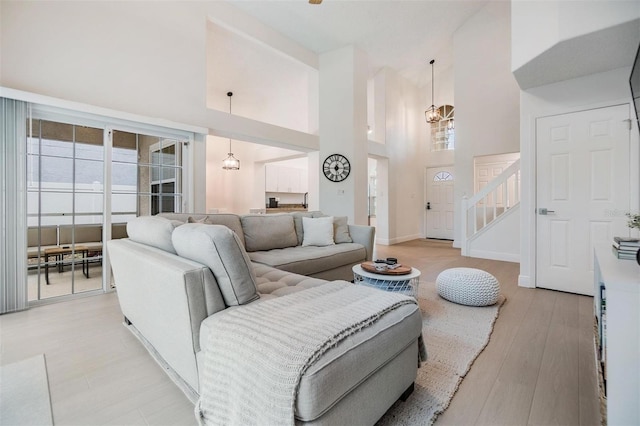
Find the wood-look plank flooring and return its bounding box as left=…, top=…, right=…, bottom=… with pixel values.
left=1, top=239, right=600, bottom=425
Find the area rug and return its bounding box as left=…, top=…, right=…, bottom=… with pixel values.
left=0, top=354, right=54, bottom=426
left=377, top=282, right=505, bottom=426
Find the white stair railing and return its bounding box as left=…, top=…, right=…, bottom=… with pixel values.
left=461, top=159, right=520, bottom=255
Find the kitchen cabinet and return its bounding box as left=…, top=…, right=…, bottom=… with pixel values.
left=265, top=164, right=279, bottom=192
left=265, top=164, right=307, bottom=193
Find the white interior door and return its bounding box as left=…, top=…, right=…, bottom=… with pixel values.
left=536, top=105, right=632, bottom=295
left=425, top=167, right=454, bottom=240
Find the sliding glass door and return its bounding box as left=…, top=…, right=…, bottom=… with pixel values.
left=111, top=131, right=184, bottom=220
left=26, top=116, right=190, bottom=303
left=27, top=120, right=104, bottom=300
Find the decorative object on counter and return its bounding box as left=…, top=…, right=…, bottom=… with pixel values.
left=612, top=236, right=640, bottom=260
left=222, top=91, right=240, bottom=171
left=626, top=212, right=640, bottom=230
left=322, top=154, right=351, bottom=182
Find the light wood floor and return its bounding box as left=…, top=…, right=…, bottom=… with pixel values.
left=1, top=239, right=600, bottom=425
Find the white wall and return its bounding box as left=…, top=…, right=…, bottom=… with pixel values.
left=1, top=1, right=320, bottom=213
left=318, top=46, right=369, bottom=225
left=376, top=68, right=428, bottom=244
left=1, top=1, right=209, bottom=127
left=206, top=20, right=318, bottom=134
left=518, top=67, right=639, bottom=287
left=512, top=0, right=640, bottom=72
left=452, top=0, right=521, bottom=248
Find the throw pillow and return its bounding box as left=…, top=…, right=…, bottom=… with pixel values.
left=290, top=211, right=314, bottom=245
left=188, top=216, right=210, bottom=224
left=240, top=214, right=298, bottom=252
left=302, top=216, right=335, bottom=247
left=333, top=216, right=353, bottom=243
left=126, top=216, right=181, bottom=254
left=172, top=224, right=259, bottom=306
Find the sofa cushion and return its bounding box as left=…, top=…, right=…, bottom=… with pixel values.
left=158, top=213, right=245, bottom=248
left=333, top=216, right=353, bottom=244
left=127, top=216, right=181, bottom=254
left=302, top=216, right=335, bottom=247
left=241, top=214, right=298, bottom=252
left=248, top=243, right=366, bottom=276
left=296, top=303, right=422, bottom=421
left=172, top=224, right=259, bottom=306
left=251, top=263, right=328, bottom=297
left=290, top=211, right=314, bottom=245
left=188, top=216, right=209, bottom=224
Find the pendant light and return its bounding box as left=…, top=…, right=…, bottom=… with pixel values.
left=425, top=59, right=442, bottom=124
left=222, top=91, right=240, bottom=170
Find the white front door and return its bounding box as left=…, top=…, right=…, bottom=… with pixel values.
left=425, top=167, right=454, bottom=240
left=536, top=105, right=632, bottom=295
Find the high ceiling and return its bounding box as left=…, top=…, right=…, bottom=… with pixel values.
left=226, top=0, right=491, bottom=87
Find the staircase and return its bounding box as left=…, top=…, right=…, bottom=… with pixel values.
left=461, top=159, right=520, bottom=261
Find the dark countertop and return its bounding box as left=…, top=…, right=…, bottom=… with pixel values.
left=265, top=204, right=308, bottom=213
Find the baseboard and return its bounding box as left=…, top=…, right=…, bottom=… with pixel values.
left=376, top=238, right=391, bottom=246
left=375, top=233, right=422, bottom=246
left=389, top=233, right=422, bottom=245
left=452, top=239, right=461, bottom=249
left=518, top=275, right=534, bottom=288
left=468, top=248, right=520, bottom=263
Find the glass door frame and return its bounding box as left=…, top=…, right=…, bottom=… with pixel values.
left=149, top=138, right=184, bottom=216
left=28, top=104, right=194, bottom=304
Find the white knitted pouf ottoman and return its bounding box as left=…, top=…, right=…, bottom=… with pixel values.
left=436, top=267, right=500, bottom=306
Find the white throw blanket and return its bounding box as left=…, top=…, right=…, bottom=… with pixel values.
left=195, top=281, right=421, bottom=426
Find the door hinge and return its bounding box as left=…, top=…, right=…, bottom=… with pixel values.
left=624, top=119, right=632, bottom=130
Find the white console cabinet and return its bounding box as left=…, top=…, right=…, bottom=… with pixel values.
left=593, top=246, right=640, bottom=425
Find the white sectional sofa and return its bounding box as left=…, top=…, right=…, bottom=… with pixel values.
left=107, top=214, right=424, bottom=425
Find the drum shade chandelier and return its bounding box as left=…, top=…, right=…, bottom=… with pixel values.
left=222, top=91, right=240, bottom=170
left=425, top=59, right=442, bottom=124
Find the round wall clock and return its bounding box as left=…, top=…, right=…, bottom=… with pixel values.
left=323, top=154, right=351, bottom=182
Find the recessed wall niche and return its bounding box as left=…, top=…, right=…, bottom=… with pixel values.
left=206, top=20, right=319, bottom=134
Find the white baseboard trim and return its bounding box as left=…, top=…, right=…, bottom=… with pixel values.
left=375, top=238, right=390, bottom=246
left=389, top=233, right=422, bottom=245
left=452, top=239, right=461, bottom=249
left=468, top=248, right=520, bottom=263
left=376, top=233, right=422, bottom=246
left=518, top=275, right=534, bottom=288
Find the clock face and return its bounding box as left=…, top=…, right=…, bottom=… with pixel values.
left=323, top=154, right=351, bottom=182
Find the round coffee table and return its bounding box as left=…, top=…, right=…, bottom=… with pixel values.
left=352, top=264, right=421, bottom=298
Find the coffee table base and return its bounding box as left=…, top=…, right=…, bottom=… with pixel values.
left=352, top=264, right=421, bottom=298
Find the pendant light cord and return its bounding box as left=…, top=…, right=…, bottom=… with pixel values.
left=430, top=59, right=435, bottom=107
left=227, top=91, right=233, bottom=153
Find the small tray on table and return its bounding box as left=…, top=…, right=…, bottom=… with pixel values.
left=360, top=261, right=412, bottom=275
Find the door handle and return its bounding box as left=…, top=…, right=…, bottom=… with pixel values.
left=426, top=202, right=431, bottom=210
left=538, top=208, right=555, bottom=215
